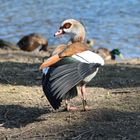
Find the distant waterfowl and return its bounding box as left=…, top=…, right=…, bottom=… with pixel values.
left=86, top=39, right=123, bottom=60
left=86, top=39, right=95, bottom=48
left=17, top=33, right=48, bottom=52
left=96, top=48, right=123, bottom=60
left=0, top=39, right=19, bottom=50
left=40, top=19, right=104, bottom=111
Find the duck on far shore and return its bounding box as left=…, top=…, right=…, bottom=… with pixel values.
left=96, top=48, right=123, bottom=60
left=86, top=39, right=124, bottom=60
left=17, top=33, right=48, bottom=52
left=0, top=39, right=19, bottom=50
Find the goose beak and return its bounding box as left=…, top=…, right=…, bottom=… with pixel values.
left=39, top=54, right=61, bottom=70
left=54, top=29, right=64, bottom=37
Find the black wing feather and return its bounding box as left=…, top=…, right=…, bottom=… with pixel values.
left=50, top=71, right=77, bottom=88
left=42, top=71, right=62, bottom=109
left=42, top=62, right=101, bottom=109
left=50, top=62, right=101, bottom=99
left=53, top=74, right=81, bottom=99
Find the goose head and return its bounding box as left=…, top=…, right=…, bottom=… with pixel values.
left=54, top=19, right=86, bottom=43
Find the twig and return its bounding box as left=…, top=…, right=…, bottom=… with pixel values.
left=9, top=127, right=36, bottom=138
left=4, top=110, right=9, bottom=120
left=0, top=77, right=11, bottom=84
left=112, top=90, right=138, bottom=94
left=0, top=123, right=5, bottom=127
left=72, top=129, right=93, bottom=140
left=88, top=133, right=95, bottom=140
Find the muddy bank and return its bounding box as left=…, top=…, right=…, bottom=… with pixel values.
left=0, top=49, right=140, bottom=139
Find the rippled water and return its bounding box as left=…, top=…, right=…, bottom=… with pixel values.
left=0, top=0, right=140, bottom=58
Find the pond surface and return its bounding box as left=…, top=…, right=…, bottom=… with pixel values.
left=0, top=0, right=140, bottom=58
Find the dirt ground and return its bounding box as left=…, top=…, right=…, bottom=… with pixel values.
left=0, top=49, right=140, bottom=140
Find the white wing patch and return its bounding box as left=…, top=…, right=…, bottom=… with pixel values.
left=72, top=50, right=104, bottom=65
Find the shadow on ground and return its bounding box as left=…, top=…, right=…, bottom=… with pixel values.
left=1, top=108, right=139, bottom=139
left=88, top=63, right=140, bottom=89
left=1, top=61, right=139, bottom=89
left=0, top=104, right=50, bottom=128
left=0, top=61, right=41, bottom=86
left=63, top=109, right=140, bottom=139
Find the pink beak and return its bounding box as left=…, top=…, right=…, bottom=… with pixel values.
left=54, top=29, right=63, bottom=37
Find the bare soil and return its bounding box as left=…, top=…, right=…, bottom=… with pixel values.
left=0, top=49, right=140, bottom=140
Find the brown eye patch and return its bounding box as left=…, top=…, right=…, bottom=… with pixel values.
left=63, top=22, right=72, bottom=29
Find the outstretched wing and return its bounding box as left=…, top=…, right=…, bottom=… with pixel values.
left=50, top=62, right=101, bottom=99
left=42, top=62, right=101, bottom=109
left=42, top=70, right=78, bottom=110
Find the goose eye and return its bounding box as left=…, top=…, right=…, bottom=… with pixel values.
left=63, top=23, right=72, bottom=29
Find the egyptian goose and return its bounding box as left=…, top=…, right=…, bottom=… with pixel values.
left=40, top=19, right=104, bottom=111
left=86, top=39, right=123, bottom=60
left=17, top=33, right=48, bottom=52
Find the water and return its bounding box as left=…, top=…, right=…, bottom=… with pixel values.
left=0, top=0, right=140, bottom=58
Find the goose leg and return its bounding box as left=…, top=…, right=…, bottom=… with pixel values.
left=65, top=99, right=70, bottom=111
left=80, top=84, right=90, bottom=111
left=64, top=100, right=77, bottom=111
